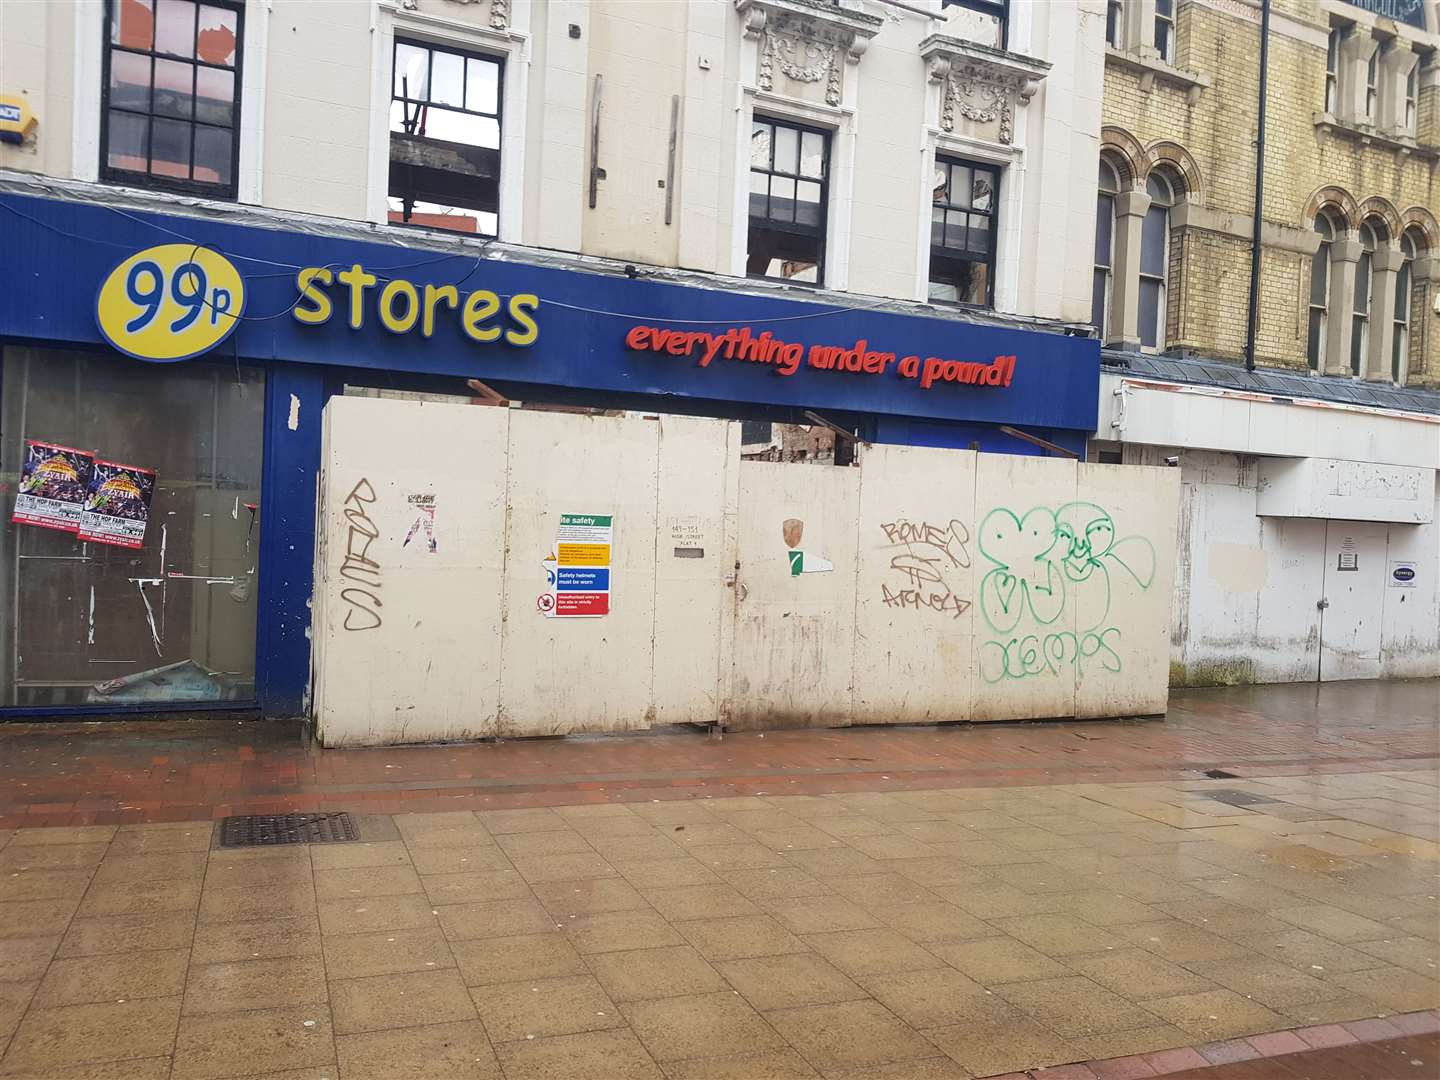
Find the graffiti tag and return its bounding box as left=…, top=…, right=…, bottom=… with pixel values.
left=879, top=518, right=972, bottom=619
left=339, top=478, right=383, bottom=631
left=977, top=502, right=1154, bottom=681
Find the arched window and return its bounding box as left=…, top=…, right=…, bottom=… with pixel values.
left=1307, top=211, right=1337, bottom=370
left=1092, top=159, right=1120, bottom=337
left=1351, top=219, right=1383, bottom=375
left=1138, top=170, right=1176, bottom=350
left=1393, top=229, right=1421, bottom=383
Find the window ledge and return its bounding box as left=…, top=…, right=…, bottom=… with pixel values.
left=1104, top=47, right=1209, bottom=103
left=1312, top=113, right=1440, bottom=160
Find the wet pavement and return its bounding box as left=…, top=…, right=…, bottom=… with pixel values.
left=0, top=680, right=1437, bottom=828
left=0, top=763, right=1436, bottom=1077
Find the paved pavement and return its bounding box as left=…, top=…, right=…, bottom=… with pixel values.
left=0, top=760, right=1436, bottom=1078
left=1, top=680, right=1437, bottom=827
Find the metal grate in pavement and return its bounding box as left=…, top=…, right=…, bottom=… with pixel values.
left=1203, top=788, right=1280, bottom=807
left=219, top=812, right=359, bottom=847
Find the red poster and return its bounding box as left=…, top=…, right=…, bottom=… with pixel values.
left=555, top=592, right=610, bottom=616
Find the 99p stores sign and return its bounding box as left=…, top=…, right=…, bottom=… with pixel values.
left=96, top=244, right=245, bottom=362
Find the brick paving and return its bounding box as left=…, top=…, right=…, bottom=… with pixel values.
left=0, top=679, right=1437, bottom=828
left=0, top=759, right=1436, bottom=1078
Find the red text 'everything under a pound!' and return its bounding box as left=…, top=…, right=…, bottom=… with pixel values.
left=623, top=325, right=1017, bottom=392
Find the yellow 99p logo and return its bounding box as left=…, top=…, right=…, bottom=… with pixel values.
left=96, top=244, right=246, bottom=362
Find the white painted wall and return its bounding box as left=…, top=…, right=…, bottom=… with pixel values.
left=1155, top=447, right=1440, bottom=686
left=314, top=399, right=1180, bottom=744
left=1100, top=376, right=1440, bottom=687
left=1, top=0, right=1104, bottom=322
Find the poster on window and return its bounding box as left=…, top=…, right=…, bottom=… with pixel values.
left=77, top=459, right=156, bottom=549
left=13, top=440, right=94, bottom=534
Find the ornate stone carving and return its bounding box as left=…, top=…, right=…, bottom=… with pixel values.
left=488, top=0, right=509, bottom=29
left=942, top=66, right=1014, bottom=143
left=919, top=35, right=1050, bottom=147
left=759, top=17, right=846, bottom=105
left=737, top=0, right=880, bottom=105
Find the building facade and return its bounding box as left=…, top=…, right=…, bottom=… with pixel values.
left=0, top=0, right=1109, bottom=720
left=1096, top=0, right=1438, bottom=383
left=1091, top=0, right=1440, bottom=687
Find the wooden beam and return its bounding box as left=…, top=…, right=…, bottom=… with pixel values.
left=998, top=425, right=1079, bottom=458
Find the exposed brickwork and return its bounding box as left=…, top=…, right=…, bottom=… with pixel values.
left=1104, top=1, right=1439, bottom=386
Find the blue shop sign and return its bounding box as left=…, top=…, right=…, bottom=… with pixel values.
left=1, top=193, right=1099, bottom=433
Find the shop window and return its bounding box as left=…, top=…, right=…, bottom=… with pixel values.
left=1351, top=219, right=1382, bottom=375
left=747, top=117, right=829, bottom=285
left=928, top=156, right=999, bottom=307
left=101, top=0, right=243, bottom=197
left=0, top=348, right=263, bottom=707
left=1105, top=0, right=1123, bottom=47
left=1092, top=158, right=1120, bottom=339
left=1138, top=169, right=1176, bottom=350
left=1325, top=28, right=1340, bottom=113
left=389, top=38, right=503, bottom=236
left=941, top=0, right=1007, bottom=50
left=1154, top=0, right=1174, bottom=63
left=1307, top=212, right=1336, bottom=370
left=1393, top=229, right=1420, bottom=383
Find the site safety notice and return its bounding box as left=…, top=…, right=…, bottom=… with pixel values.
left=540, top=514, right=613, bottom=617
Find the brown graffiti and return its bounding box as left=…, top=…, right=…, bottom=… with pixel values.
left=339, top=478, right=383, bottom=630
left=879, top=518, right=972, bottom=619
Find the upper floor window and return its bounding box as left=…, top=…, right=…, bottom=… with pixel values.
left=1093, top=158, right=1120, bottom=338
left=941, top=0, right=1007, bottom=51
left=1325, top=29, right=1340, bottom=113
left=747, top=117, right=828, bottom=285
left=1307, top=212, right=1337, bottom=370
left=1105, top=0, right=1123, bottom=47
left=1404, top=61, right=1418, bottom=132
left=928, top=156, right=998, bottom=307
left=1393, top=229, right=1420, bottom=382
left=1364, top=48, right=1379, bottom=120
left=1154, top=0, right=1174, bottom=63
left=1351, top=219, right=1383, bottom=374
left=389, top=39, right=502, bottom=236
left=1138, top=170, right=1176, bottom=350
left=102, top=0, right=243, bottom=197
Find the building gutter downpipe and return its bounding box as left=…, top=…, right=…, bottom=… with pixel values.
left=1243, top=0, right=1271, bottom=372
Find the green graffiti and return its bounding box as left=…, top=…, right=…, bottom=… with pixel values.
left=976, top=502, right=1154, bottom=680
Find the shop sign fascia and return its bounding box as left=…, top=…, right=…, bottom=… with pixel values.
left=2, top=192, right=1100, bottom=434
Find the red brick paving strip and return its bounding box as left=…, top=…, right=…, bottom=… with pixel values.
left=0, top=680, right=1436, bottom=827
left=983, top=1014, right=1439, bottom=1077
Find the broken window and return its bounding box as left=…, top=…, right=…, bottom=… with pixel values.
left=389, top=39, right=502, bottom=236
left=929, top=156, right=998, bottom=307
left=102, top=0, right=244, bottom=196
left=747, top=117, right=829, bottom=284
left=0, top=347, right=263, bottom=707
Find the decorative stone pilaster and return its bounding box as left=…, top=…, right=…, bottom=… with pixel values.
left=919, top=36, right=1049, bottom=148
left=1366, top=243, right=1406, bottom=382
left=736, top=0, right=880, bottom=107
left=1326, top=237, right=1362, bottom=377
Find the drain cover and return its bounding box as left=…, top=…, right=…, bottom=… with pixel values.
left=1203, top=789, right=1278, bottom=808
left=220, top=812, right=359, bottom=847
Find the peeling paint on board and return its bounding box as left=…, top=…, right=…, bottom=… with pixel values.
left=287, top=394, right=301, bottom=431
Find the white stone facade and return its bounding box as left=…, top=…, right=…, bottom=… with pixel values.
left=0, top=0, right=1105, bottom=323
